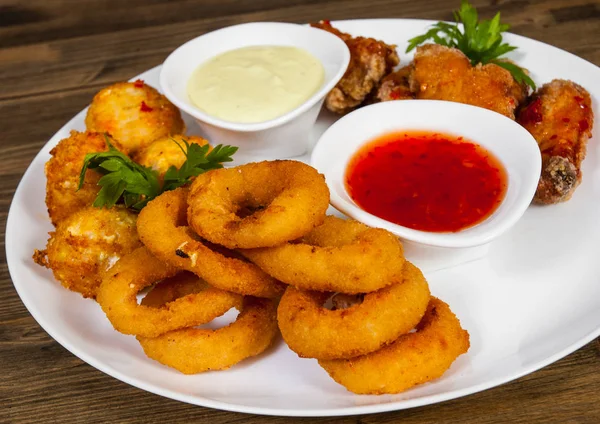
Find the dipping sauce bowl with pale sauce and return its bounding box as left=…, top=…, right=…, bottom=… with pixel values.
left=187, top=46, right=325, bottom=124
left=160, top=22, right=350, bottom=162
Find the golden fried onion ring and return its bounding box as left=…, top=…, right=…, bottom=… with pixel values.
left=137, top=297, right=279, bottom=374
left=137, top=188, right=285, bottom=298
left=187, top=160, right=330, bottom=249
left=243, top=216, right=405, bottom=293
left=277, top=262, right=430, bottom=360
left=318, top=297, right=470, bottom=394
left=97, top=247, right=242, bottom=337
left=140, top=271, right=234, bottom=308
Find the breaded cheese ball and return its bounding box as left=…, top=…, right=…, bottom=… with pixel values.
left=134, top=135, right=210, bottom=179
left=85, top=80, right=184, bottom=155
left=33, top=206, right=142, bottom=299
left=45, top=130, right=114, bottom=226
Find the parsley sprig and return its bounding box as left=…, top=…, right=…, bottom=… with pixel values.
left=162, top=142, right=237, bottom=191
left=406, top=0, right=535, bottom=90
left=79, top=137, right=237, bottom=211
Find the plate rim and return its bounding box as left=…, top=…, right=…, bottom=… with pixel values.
left=6, top=18, right=600, bottom=417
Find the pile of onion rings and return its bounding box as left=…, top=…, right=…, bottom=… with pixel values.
left=96, top=160, right=331, bottom=374
left=90, top=158, right=469, bottom=392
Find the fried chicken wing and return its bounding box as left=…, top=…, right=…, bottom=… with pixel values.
left=375, top=65, right=415, bottom=102
left=311, top=21, right=399, bottom=114
left=409, top=44, right=527, bottom=119
left=517, top=79, right=593, bottom=204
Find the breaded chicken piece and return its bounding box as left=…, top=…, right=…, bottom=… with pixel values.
left=311, top=21, right=400, bottom=114
left=517, top=79, right=593, bottom=204
left=45, top=130, right=115, bottom=226
left=134, top=135, right=210, bottom=181
left=409, top=44, right=527, bottom=119
left=33, top=206, right=142, bottom=298
left=85, top=80, right=185, bottom=156
left=375, top=65, right=415, bottom=102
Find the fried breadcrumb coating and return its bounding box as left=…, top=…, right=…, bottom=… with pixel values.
left=517, top=79, right=593, bottom=204
left=33, top=206, right=142, bottom=298
left=319, top=297, right=470, bottom=394
left=311, top=21, right=399, bottom=114
left=375, top=65, right=415, bottom=102
left=409, top=44, right=528, bottom=119
left=45, top=130, right=115, bottom=226
left=85, top=80, right=184, bottom=155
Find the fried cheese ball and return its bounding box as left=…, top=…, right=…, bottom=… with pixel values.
left=134, top=135, right=210, bottom=179
left=45, top=130, right=114, bottom=226
left=85, top=80, right=185, bottom=155
left=33, top=206, right=142, bottom=299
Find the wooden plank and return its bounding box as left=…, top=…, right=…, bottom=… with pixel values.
left=1, top=326, right=598, bottom=423
left=0, top=0, right=346, bottom=47
left=0, top=0, right=597, bottom=100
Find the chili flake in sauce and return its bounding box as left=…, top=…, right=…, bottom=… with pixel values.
left=345, top=131, right=507, bottom=233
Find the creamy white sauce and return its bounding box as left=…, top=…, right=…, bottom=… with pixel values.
left=187, top=46, right=324, bottom=123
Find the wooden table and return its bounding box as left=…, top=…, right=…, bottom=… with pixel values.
left=1, top=0, right=599, bottom=422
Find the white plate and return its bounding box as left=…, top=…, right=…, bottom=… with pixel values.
left=6, top=19, right=600, bottom=417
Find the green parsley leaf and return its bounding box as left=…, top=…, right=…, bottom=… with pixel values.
left=491, top=60, right=536, bottom=90
left=79, top=135, right=238, bottom=212
left=406, top=0, right=535, bottom=90
left=79, top=137, right=161, bottom=210
left=162, top=139, right=237, bottom=192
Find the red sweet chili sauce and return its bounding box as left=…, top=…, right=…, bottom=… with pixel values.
left=345, top=131, right=508, bottom=233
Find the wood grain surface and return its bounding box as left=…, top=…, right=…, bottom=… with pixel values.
left=1, top=0, right=599, bottom=423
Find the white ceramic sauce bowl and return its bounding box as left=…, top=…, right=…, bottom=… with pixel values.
left=311, top=100, right=542, bottom=249
left=160, top=22, right=350, bottom=163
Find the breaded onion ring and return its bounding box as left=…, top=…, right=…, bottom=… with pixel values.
left=243, top=216, right=405, bottom=293
left=277, top=262, right=430, bottom=360
left=319, top=297, right=470, bottom=394
left=187, top=160, right=330, bottom=249
left=137, top=297, right=279, bottom=374
left=137, top=188, right=285, bottom=298
left=141, top=271, right=240, bottom=309
left=97, top=247, right=242, bottom=337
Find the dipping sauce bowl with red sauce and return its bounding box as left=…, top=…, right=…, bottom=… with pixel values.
left=311, top=100, right=541, bottom=249
left=345, top=131, right=508, bottom=233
